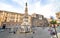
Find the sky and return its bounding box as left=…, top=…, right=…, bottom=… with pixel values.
left=0, top=0, right=60, bottom=18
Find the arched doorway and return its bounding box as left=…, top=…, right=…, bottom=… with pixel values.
left=2, top=24, right=6, bottom=29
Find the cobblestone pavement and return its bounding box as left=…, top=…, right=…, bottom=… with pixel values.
left=0, top=27, right=51, bottom=38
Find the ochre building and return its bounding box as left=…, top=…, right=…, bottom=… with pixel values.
left=0, top=10, right=24, bottom=26
left=56, top=12, right=60, bottom=23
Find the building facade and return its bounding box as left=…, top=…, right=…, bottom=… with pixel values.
left=31, top=13, right=49, bottom=27
left=0, top=10, right=24, bottom=26
left=56, top=12, right=60, bottom=23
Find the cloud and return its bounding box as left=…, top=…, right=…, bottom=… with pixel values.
left=12, top=0, right=27, bottom=6
left=0, top=2, right=23, bottom=13
left=28, top=2, right=54, bottom=18
left=0, top=2, right=12, bottom=10
left=0, top=0, right=60, bottom=18
left=28, top=0, right=60, bottom=19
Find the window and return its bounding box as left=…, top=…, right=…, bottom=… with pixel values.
left=39, top=16, right=42, bottom=20
left=23, top=18, right=28, bottom=22
left=10, top=16, right=15, bottom=22
left=25, top=20, right=28, bottom=22
left=58, top=17, right=60, bottom=19
left=39, top=18, right=42, bottom=20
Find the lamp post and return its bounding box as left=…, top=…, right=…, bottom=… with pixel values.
left=53, top=24, right=58, bottom=38
left=50, top=20, right=58, bottom=38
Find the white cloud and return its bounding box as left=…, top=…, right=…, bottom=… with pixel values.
left=12, top=0, right=27, bottom=7
left=28, top=0, right=60, bottom=18
left=0, top=2, right=12, bottom=10
left=11, top=0, right=28, bottom=13
left=0, top=2, right=23, bottom=13
left=28, top=1, right=56, bottom=18
left=0, top=0, right=60, bottom=18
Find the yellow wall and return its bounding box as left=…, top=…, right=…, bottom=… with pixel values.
left=0, top=10, right=24, bottom=26
left=0, top=10, right=33, bottom=26
left=56, top=12, right=60, bottom=19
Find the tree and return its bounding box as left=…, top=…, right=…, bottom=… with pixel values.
left=50, top=20, right=57, bottom=24
left=50, top=20, right=58, bottom=38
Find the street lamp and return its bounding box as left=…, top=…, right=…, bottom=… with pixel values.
left=50, top=19, right=58, bottom=38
